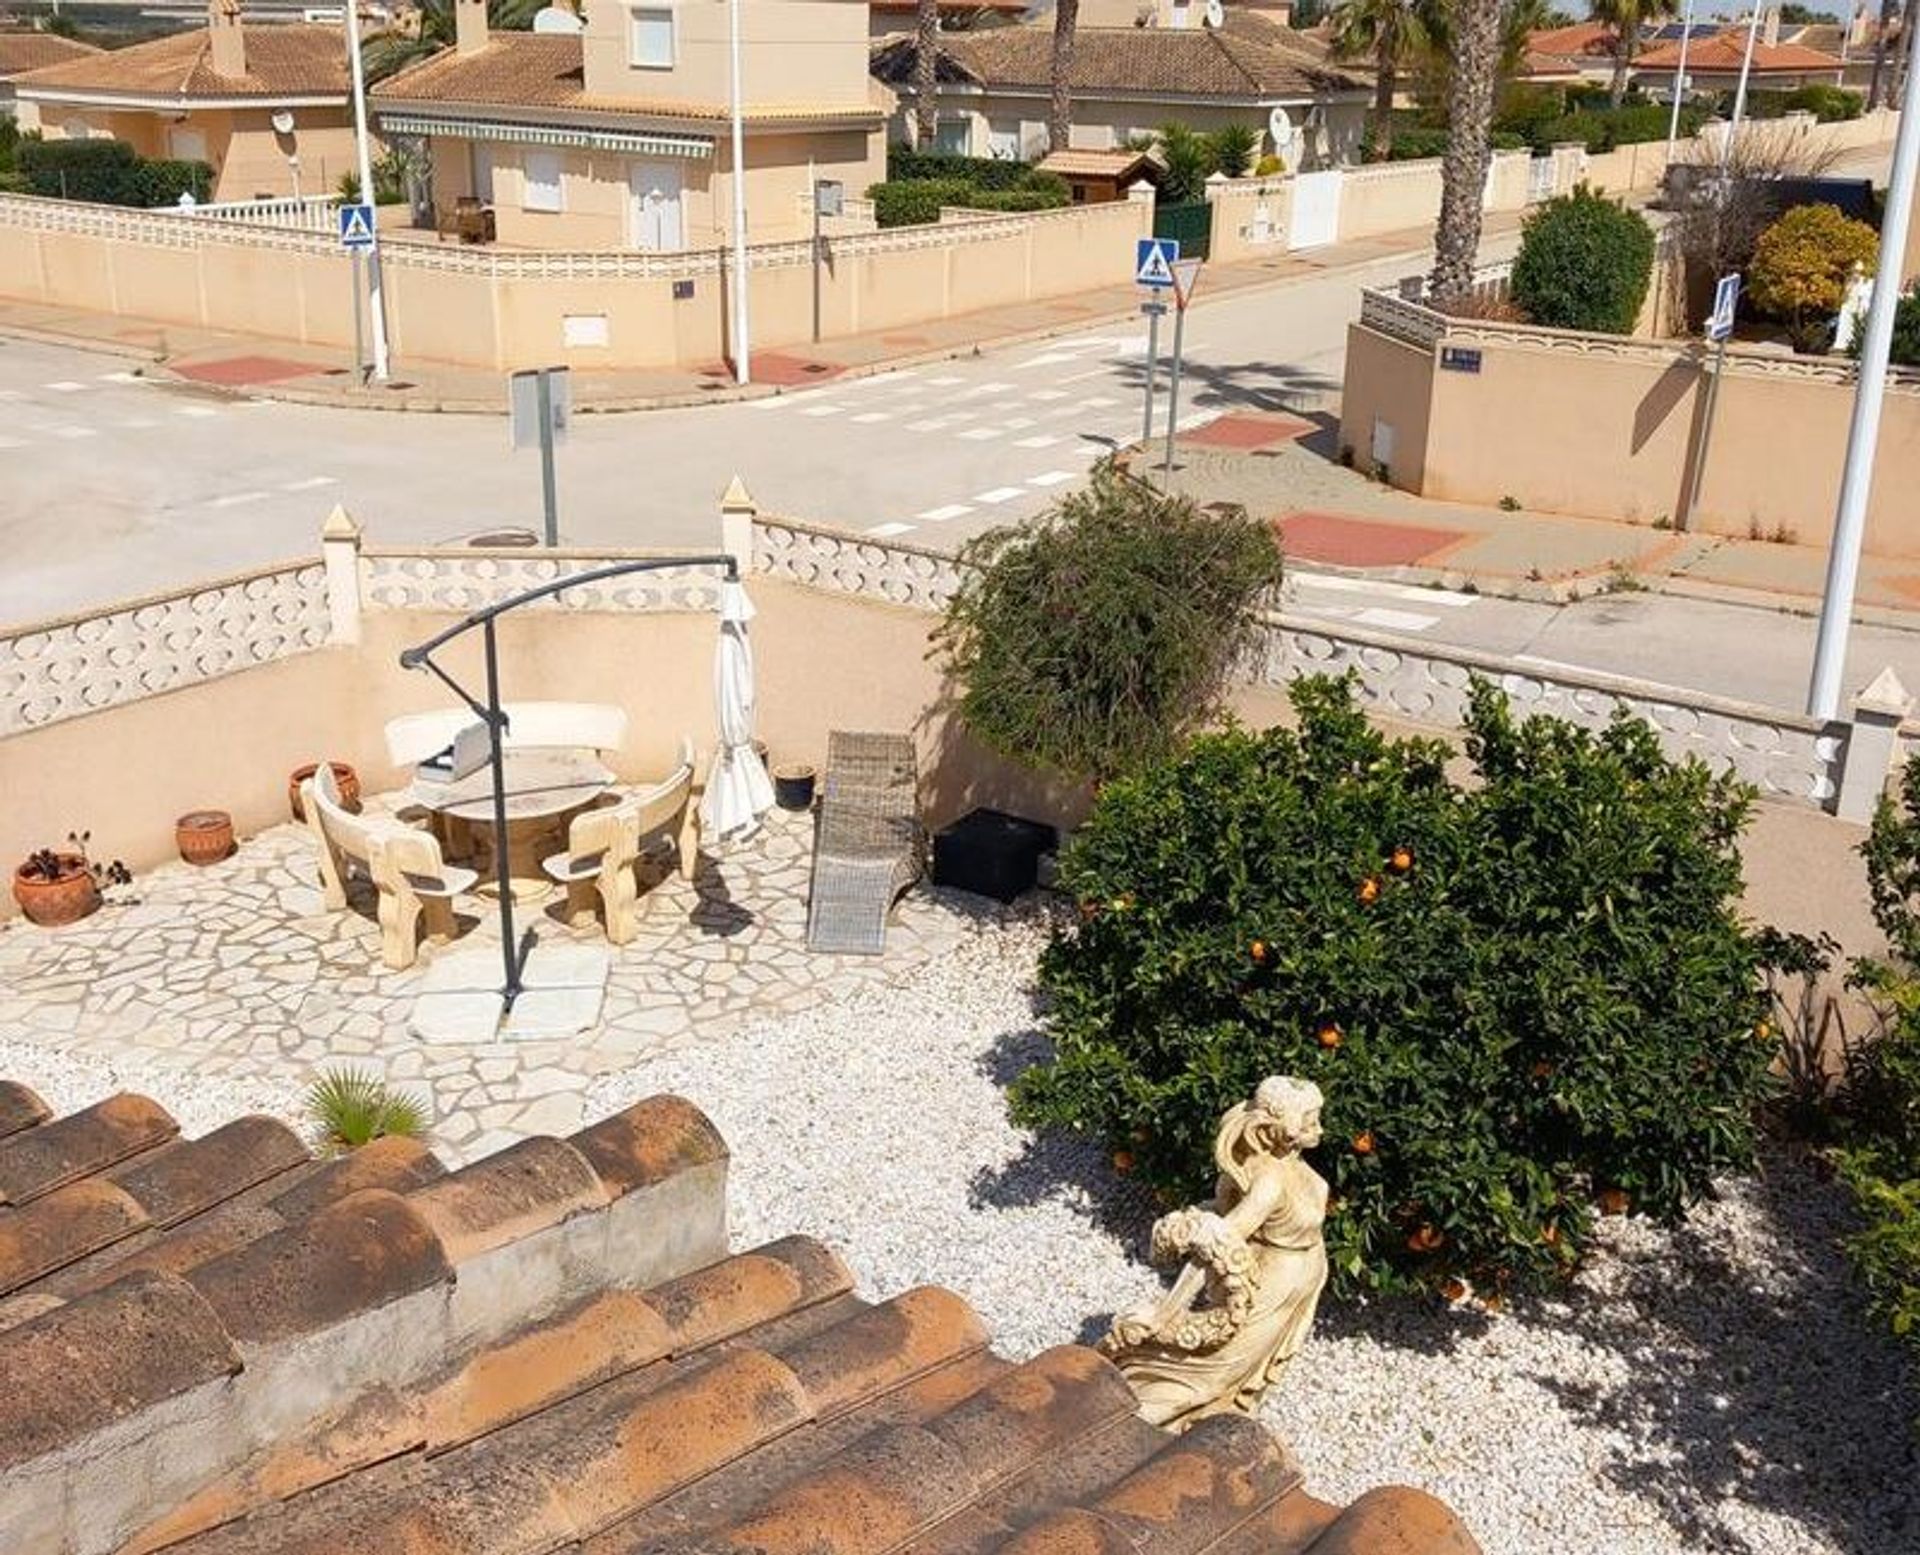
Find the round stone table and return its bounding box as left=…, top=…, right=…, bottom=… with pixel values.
left=407, top=749, right=614, bottom=901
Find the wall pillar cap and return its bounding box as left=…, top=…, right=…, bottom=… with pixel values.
left=1127, top=178, right=1157, bottom=200
left=720, top=475, right=757, bottom=515
left=320, top=504, right=361, bottom=544
left=1854, top=666, right=1913, bottom=720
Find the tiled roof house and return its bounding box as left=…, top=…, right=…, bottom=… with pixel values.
left=0, top=30, right=101, bottom=114
left=0, top=1077, right=1483, bottom=1555
left=8, top=5, right=359, bottom=200
left=1633, top=30, right=1847, bottom=93
left=870, top=11, right=1368, bottom=164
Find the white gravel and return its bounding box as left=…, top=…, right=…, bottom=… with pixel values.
left=0, top=1038, right=304, bottom=1140
left=584, top=905, right=1920, bottom=1555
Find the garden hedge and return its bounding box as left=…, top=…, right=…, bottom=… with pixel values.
left=1511, top=184, right=1656, bottom=334
left=16, top=138, right=212, bottom=207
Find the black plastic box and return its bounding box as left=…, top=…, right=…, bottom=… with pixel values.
left=932, top=809, right=1059, bottom=903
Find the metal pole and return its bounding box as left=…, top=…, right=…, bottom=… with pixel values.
left=1163, top=301, right=1187, bottom=482
left=1140, top=301, right=1162, bottom=446
left=536, top=370, right=559, bottom=547
left=1665, top=0, right=1696, bottom=161
left=1807, top=52, right=1920, bottom=719
left=812, top=185, right=822, bottom=344
left=727, top=0, right=751, bottom=384
left=350, top=248, right=366, bottom=383
left=1676, top=333, right=1728, bottom=533
left=1727, top=5, right=1765, bottom=162
left=343, top=0, right=390, bottom=381
left=481, top=618, right=522, bottom=1009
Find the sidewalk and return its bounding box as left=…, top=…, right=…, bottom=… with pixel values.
left=0, top=210, right=1529, bottom=414
left=1145, top=412, right=1920, bottom=626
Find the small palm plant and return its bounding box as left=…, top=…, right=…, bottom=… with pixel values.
left=305, top=1067, right=429, bottom=1155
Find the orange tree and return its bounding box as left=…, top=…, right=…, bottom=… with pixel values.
left=1749, top=203, right=1879, bottom=354
left=1013, top=675, right=1775, bottom=1297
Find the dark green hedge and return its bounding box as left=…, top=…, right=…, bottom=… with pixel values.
left=868, top=168, right=1068, bottom=228
left=1512, top=183, right=1656, bottom=334
left=16, top=138, right=212, bottom=207
left=885, top=145, right=1037, bottom=191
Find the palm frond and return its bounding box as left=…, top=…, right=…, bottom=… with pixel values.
left=305, top=1066, right=429, bottom=1155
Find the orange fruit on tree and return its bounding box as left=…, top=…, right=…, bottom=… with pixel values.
left=1316, top=1022, right=1344, bottom=1049
left=1352, top=1131, right=1376, bottom=1155
left=1389, top=846, right=1414, bottom=874
left=1541, top=1223, right=1561, bottom=1246
left=1440, top=1277, right=1469, bottom=1303
left=1112, top=1151, right=1135, bottom=1175
left=1597, top=1188, right=1630, bottom=1217
left=1249, top=939, right=1269, bottom=965
left=1406, top=1225, right=1444, bottom=1253
left=1357, top=877, right=1381, bottom=905
left=1754, top=1019, right=1773, bottom=1041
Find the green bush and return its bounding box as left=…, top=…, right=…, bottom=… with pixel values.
left=1786, top=83, right=1864, bottom=122
left=16, top=137, right=210, bottom=206
left=1011, top=675, right=1774, bottom=1298
left=1533, top=102, right=1706, bottom=155
left=931, top=463, right=1283, bottom=781
left=1859, top=284, right=1920, bottom=367
left=1749, top=202, right=1879, bottom=353
left=885, top=145, right=1035, bottom=191
left=1511, top=183, right=1656, bottom=334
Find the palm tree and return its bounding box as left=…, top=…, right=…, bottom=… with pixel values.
left=1429, top=0, right=1502, bottom=299
left=364, top=0, right=545, bottom=81
left=1049, top=0, right=1080, bottom=152
left=914, top=0, right=941, bottom=148
left=1590, top=0, right=1671, bottom=109
left=1328, top=0, right=1438, bottom=162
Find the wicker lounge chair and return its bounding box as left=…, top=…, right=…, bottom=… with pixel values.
left=805, top=730, right=924, bottom=955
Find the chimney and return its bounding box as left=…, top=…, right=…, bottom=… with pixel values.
left=456, top=0, right=490, bottom=54
left=207, top=0, right=246, bottom=78
left=1762, top=3, right=1780, bottom=47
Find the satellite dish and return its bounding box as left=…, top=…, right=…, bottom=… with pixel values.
left=270, top=109, right=296, bottom=135
left=1203, top=0, right=1225, bottom=26
left=1268, top=106, right=1295, bottom=154
left=531, top=4, right=584, bottom=32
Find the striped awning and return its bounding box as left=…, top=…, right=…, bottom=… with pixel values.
left=377, top=113, right=713, bottom=159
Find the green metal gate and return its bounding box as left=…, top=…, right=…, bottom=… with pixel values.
left=1152, top=200, right=1212, bottom=260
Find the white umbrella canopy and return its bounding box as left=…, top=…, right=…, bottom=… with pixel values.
left=699, top=580, right=775, bottom=843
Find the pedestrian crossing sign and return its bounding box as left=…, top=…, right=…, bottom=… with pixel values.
left=338, top=202, right=376, bottom=250
left=1135, top=237, right=1179, bottom=289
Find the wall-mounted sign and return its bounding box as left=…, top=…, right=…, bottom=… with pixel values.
left=1440, top=346, right=1483, bottom=374
left=673, top=279, right=695, bottom=301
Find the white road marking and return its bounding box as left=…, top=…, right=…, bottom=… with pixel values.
left=175, top=405, right=220, bottom=418
left=975, top=486, right=1026, bottom=505
left=926, top=375, right=967, bottom=386
left=867, top=521, right=917, bottom=538
left=1083, top=396, right=1118, bottom=408
left=906, top=417, right=954, bottom=432
left=917, top=503, right=973, bottom=522
left=748, top=395, right=793, bottom=411
left=0, top=390, right=24, bottom=402
left=955, top=380, right=1015, bottom=399
left=44, top=381, right=86, bottom=393
left=1352, top=606, right=1442, bottom=632
left=1000, top=416, right=1036, bottom=430
left=282, top=475, right=338, bottom=492
left=1013, top=434, right=1062, bottom=449
left=958, top=427, right=1002, bottom=441
left=1294, top=574, right=1478, bottom=609
left=1017, top=352, right=1079, bottom=370
left=51, top=425, right=96, bottom=439
left=1028, top=471, right=1075, bottom=487
left=118, top=417, right=161, bottom=430
left=1027, top=389, right=1071, bottom=402
left=1059, top=366, right=1114, bottom=384
left=850, top=411, right=892, bottom=423
left=101, top=371, right=146, bottom=384
left=209, top=490, right=269, bottom=508
left=799, top=404, right=844, bottom=417
left=0, top=437, right=23, bottom=450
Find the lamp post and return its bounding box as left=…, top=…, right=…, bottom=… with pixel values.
left=1726, top=3, right=1766, bottom=158
left=727, top=0, right=751, bottom=384
left=1665, top=0, right=1696, bottom=162
left=1806, top=50, right=1920, bottom=720
left=343, top=0, right=389, bottom=381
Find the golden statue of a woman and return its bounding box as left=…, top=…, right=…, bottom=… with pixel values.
left=1101, top=1076, right=1329, bottom=1432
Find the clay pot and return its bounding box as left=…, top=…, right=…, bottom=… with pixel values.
left=13, top=856, right=101, bottom=927
left=772, top=762, right=817, bottom=812
left=288, top=761, right=361, bottom=822
left=176, top=810, right=235, bottom=866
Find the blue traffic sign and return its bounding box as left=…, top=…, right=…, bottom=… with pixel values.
left=338, top=202, right=376, bottom=250
left=1135, top=237, right=1179, bottom=289
left=1707, top=271, right=1741, bottom=343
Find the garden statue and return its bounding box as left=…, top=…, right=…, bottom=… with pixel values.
left=1101, top=1076, right=1329, bottom=1432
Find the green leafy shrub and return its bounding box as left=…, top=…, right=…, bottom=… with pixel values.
left=305, top=1066, right=429, bottom=1155
left=1534, top=102, right=1706, bottom=154
left=1511, top=183, right=1657, bottom=334
left=1207, top=123, right=1260, bottom=179
left=931, top=463, right=1283, bottom=781
left=1012, top=675, right=1773, bottom=1298
left=885, top=145, right=1036, bottom=190
left=1858, top=284, right=1920, bottom=367
left=16, top=138, right=210, bottom=206
left=1749, top=202, right=1878, bottom=353
left=1785, top=83, right=1864, bottom=122
left=868, top=166, right=1067, bottom=227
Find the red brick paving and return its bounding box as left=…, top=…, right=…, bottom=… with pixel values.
left=171, top=354, right=331, bottom=387
left=1275, top=510, right=1469, bottom=568
left=720, top=352, right=844, bottom=387
left=1183, top=412, right=1315, bottom=450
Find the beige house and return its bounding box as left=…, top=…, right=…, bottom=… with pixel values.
left=372, top=0, right=889, bottom=250
left=866, top=0, right=1028, bottom=40
left=1633, top=31, right=1846, bottom=96
left=0, top=31, right=101, bottom=118
left=871, top=9, right=1367, bottom=166
left=10, top=4, right=357, bottom=201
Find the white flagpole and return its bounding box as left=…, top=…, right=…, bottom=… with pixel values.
left=728, top=0, right=752, bottom=385
left=344, top=0, right=389, bottom=382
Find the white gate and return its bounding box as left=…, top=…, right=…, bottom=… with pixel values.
left=1287, top=169, right=1342, bottom=250
left=1528, top=155, right=1554, bottom=203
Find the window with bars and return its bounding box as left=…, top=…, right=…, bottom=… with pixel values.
left=522, top=149, right=564, bottom=212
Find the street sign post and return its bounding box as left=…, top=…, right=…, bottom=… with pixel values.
left=1136, top=237, right=1180, bottom=448
left=812, top=178, right=843, bottom=344
left=1163, top=258, right=1204, bottom=480
left=1679, top=272, right=1740, bottom=533
left=338, top=201, right=376, bottom=250
left=509, top=367, right=572, bottom=546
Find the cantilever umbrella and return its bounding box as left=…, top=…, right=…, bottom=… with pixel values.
left=699, top=579, right=775, bottom=843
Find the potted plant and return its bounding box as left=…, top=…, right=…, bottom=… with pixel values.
left=288, top=761, right=361, bottom=822
left=773, top=761, right=817, bottom=812
left=175, top=809, right=235, bottom=866
left=13, top=831, right=130, bottom=927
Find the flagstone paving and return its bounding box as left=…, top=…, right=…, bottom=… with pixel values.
left=0, top=798, right=1001, bottom=1161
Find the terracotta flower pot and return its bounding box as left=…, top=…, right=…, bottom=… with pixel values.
left=13, top=856, right=101, bottom=927
left=288, top=761, right=361, bottom=822
left=176, top=810, right=235, bottom=866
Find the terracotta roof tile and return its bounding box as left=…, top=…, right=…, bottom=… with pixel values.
left=0, top=1092, right=176, bottom=1206
left=12, top=23, right=347, bottom=101
left=106, top=1114, right=309, bottom=1228
left=0, top=1078, right=50, bottom=1140
left=876, top=14, right=1367, bottom=101
left=407, top=1135, right=606, bottom=1262
left=265, top=1129, right=444, bottom=1219
left=0, top=1176, right=149, bottom=1297
left=1637, top=34, right=1845, bottom=71
left=0, top=31, right=102, bottom=77
left=1527, top=20, right=1617, bottom=59
left=571, top=1090, right=728, bottom=1198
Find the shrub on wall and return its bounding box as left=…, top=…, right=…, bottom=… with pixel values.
left=1011, top=675, right=1775, bottom=1298
left=16, top=138, right=211, bottom=206
left=1750, top=202, right=1879, bottom=353
left=885, top=146, right=1037, bottom=190
left=931, top=463, right=1283, bottom=782
left=1785, top=83, right=1865, bottom=122
left=1511, top=183, right=1656, bottom=334
left=869, top=166, right=1068, bottom=227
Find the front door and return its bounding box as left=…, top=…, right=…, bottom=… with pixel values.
left=628, top=161, right=684, bottom=251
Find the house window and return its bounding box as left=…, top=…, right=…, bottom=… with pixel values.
left=523, top=149, right=564, bottom=213
left=986, top=120, right=1019, bottom=160
left=62, top=117, right=92, bottom=140
left=934, top=117, right=970, bottom=155
left=629, top=5, right=675, bottom=68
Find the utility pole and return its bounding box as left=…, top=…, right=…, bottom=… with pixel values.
left=1727, top=4, right=1765, bottom=155
left=1806, top=46, right=1920, bottom=720
left=1665, top=0, right=1696, bottom=162
left=727, top=0, right=751, bottom=385
left=343, top=0, right=389, bottom=381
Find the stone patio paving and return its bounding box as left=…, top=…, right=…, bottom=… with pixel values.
left=0, top=798, right=1000, bottom=1161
